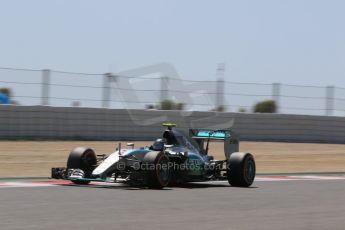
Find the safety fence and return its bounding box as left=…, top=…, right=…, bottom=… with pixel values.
left=1, top=66, right=345, bottom=116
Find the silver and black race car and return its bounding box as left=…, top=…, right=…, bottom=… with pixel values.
left=52, top=124, right=256, bottom=188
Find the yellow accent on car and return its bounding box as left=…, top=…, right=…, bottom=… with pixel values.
left=162, top=123, right=177, bottom=127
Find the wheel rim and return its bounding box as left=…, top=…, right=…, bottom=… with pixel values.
left=81, top=151, right=95, bottom=168
left=80, top=151, right=96, bottom=176
left=244, top=158, right=255, bottom=183
left=156, top=156, right=170, bottom=186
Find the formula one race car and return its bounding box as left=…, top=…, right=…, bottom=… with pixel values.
left=52, top=124, right=256, bottom=188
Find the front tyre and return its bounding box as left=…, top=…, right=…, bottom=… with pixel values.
left=227, top=152, right=256, bottom=187
left=67, top=147, right=97, bottom=185
left=142, top=151, right=171, bottom=189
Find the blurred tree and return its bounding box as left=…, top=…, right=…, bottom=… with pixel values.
left=160, top=100, right=174, bottom=110
left=253, top=100, right=276, bottom=113
left=211, top=106, right=224, bottom=112
left=238, top=108, right=247, bottom=113
left=176, top=102, right=184, bottom=110
left=160, top=100, right=184, bottom=110
left=145, top=104, right=156, bottom=109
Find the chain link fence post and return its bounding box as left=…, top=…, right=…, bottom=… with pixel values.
left=102, top=73, right=111, bottom=108
left=216, top=63, right=225, bottom=111
left=41, top=69, right=51, bottom=105
left=102, top=73, right=117, bottom=108
left=216, top=78, right=225, bottom=111
left=272, top=83, right=281, bottom=113
left=160, top=75, right=169, bottom=103
left=325, top=86, right=335, bottom=116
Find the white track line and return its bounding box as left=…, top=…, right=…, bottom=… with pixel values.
left=0, top=182, right=57, bottom=188
left=0, top=175, right=344, bottom=188
left=256, top=175, right=345, bottom=182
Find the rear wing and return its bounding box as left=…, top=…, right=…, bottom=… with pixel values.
left=189, top=129, right=239, bottom=141
left=189, top=129, right=232, bottom=140
left=189, top=129, right=239, bottom=160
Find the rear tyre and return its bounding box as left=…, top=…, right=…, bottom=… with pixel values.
left=142, top=151, right=171, bottom=189
left=227, top=152, right=256, bottom=187
left=67, top=147, right=97, bottom=185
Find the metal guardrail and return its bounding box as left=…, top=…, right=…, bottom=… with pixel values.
left=1, top=106, right=345, bottom=143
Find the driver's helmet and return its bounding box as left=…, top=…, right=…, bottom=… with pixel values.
left=150, top=138, right=165, bottom=151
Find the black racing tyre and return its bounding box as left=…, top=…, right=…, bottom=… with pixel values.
left=142, top=151, right=171, bottom=189
left=67, top=147, right=97, bottom=185
left=227, top=152, right=256, bottom=187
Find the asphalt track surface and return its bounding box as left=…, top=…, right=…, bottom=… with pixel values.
left=0, top=176, right=344, bottom=230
